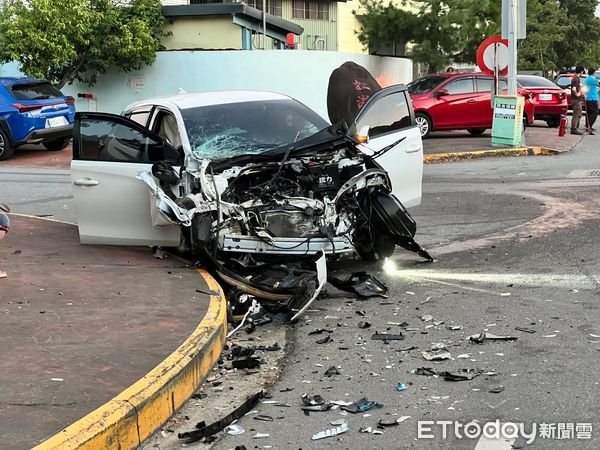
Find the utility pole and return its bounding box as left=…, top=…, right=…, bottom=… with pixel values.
left=507, top=0, right=518, bottom=96
left=262, top=0, right=267, bottom=50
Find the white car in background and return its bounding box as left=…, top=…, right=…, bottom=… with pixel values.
left=70, top=88, right=426, bottom=263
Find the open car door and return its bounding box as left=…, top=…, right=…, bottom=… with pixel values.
left=350, top=85, right=423, bottom=207
left=71, top=112, right=183, bottom=245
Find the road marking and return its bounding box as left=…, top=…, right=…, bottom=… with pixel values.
left=567, top=169, right=600, bottom=177
left=474, top=433, right=516, bottom=450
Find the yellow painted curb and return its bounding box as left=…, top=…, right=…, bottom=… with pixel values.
left=424, top=146, right=560, bottom=164
left=35, top=268, right=227, bottom=450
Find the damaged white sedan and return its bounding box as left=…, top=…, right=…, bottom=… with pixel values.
left=71, top=88, right=430, bottom=319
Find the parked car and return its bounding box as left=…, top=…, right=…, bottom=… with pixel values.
left=516, top=75, right=567, bottom=127
left=408, top=72, right=535, bottom=138
left=0, top=77, right=76, bottom=160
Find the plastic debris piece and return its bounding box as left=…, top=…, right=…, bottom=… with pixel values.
left=308, top=328, right=334, bottom=335
left=421, top=348, right=451, bottom=361
left=433, top=320, right=445, bottom=326
left=371, top=332, right=404, bottom=341
left=331, top=419, right=347, bottom=426
left=329, top=272, right=388, bottom=299
left=302, top=394, right=325, bottom=406
left=178, top=392, right=263, bottom=443
left=456, top=354, right=471, bottom=359
left=468, top=331, right=518, bottom=344
left=358, top=321, right=372, bottom=329
left=312, top=423, right=349, bottom=440
left=226, top=424, right=245, bottom=436
left=397, top=346, right=418, bottom=352
left=50, top=378, right=64, bottom=382
left=373, top=430, right=384, bottom=435
left=396, top=383, right=408, bottom=391
left=438, top=369, right=482, bottom=382
left=590, top=333, right=600, bottom=338
left=447, top=325, right=463, bottom=331
left=341, top=397, right=383, bottom=413
left=330, top=400, right=353, bottom=406
left=359, top=427, right=373, bottom=433
left=316, top=335, right=332, bottom=344
left=253, top=433, right=270, bottom=438
left=421, top=314, right=433, bottom=322
left=378, top=418, right=399, bottom=427
left=324, top=366, right=341, bottom=377
left=515, top=327, right=536, bottom=334
left=253, top=415, right=274, bottom=422
left=397, top=416, right=411, bottom=423
left=489, top=385, right=505, bottom=394
left=413, top=367, right=436, bottom=376
left=542, top=334, right=557, bottom=338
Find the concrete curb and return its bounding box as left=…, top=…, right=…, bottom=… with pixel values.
left=424, top=146, right=562, bottom=164
left=34, top=268, right=227, bottom=450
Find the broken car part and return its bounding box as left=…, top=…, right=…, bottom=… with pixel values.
left=371, top=332, right=405, bottom=341
left=178, top=391, right=263, bottom=443
left=312, top=423, right=349, bottom=440
left=329, top=272, right=388, bottom=299
left=468, top=331, right=518, bottom=344
left=341, top=397, right=383, bottom=413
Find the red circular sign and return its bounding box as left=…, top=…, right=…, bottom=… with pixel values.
left=477, top=36, right=509, bottom=77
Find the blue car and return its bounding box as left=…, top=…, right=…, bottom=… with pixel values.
left=0, top=77, right=76, bottom=160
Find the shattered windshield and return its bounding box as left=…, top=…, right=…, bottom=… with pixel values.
left=181, top=99, right=329, bottom=160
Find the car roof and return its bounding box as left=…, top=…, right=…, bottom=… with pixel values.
left=0, top=76, right=48, bottom=86
left=125, top=90, right=294, bottom=111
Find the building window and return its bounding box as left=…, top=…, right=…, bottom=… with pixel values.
left=292, top=1, right=329, bottom=20
left=244, top=0, right=283, bottom=17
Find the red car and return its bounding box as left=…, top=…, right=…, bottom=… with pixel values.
left=408, top=72, right=535, bottom=138
left=516, top=75, right=567, bottom=127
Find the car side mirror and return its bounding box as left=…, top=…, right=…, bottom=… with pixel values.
left=356, top=125, right=370, bottom=144
left=149, top=143, right=183, bottom=166
left=435, top=89, right=449, bottom=97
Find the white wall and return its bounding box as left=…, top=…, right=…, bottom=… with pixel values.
left=0, top=51, right=413, bottom=119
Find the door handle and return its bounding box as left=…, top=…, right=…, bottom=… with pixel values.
left=74, top=178, right=99, bottom=186
left=467, top=99, right=477, bottom=104
left=406, top=145, right=421, bottom=153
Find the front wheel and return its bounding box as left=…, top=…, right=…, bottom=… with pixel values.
left=546, top=117, right=561, bottom=128
left=0, top=130, right=14, bottom=161
left=467, top=128, right=486, bottom=136
left=356, top=234, right=396, bottom=262
left=415, top=113, right=432, bottom=138
left=44, top=138, right=70, bottom=151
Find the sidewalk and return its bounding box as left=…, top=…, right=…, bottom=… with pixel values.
left=0, top=215, right=225, bottom=449
left=423, top=123, right=582, bottom=157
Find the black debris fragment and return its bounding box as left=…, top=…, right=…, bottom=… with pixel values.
left=191, top=392, right=208, bottom=400
left=316, top=335, right=333, bottom=344
left=309, top=328, right=334, bottom=335
left=371, top=332, right=404, bottom=341
left=515, top=327, right=536, bottom=334
left=489, top=385, right=505, bottom=394
left=253, top=415, right=274, bottom=422
left=358, top=321, right=372, bottom=329
left=196, top=288, right=220, bottom=296
left=178, top=392, right=263, bottom=443
left=324, top=366, right=341, bottom=377
left=438, top=369, right=482, bottom=382
left=329, top=272, right=388, bottom=299
left=302, top=394, right=326, bottom=406
left=413, top=367, right=437, bottom=376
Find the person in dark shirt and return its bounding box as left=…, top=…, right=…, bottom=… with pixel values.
left=571, top=66, right=584, bottom=135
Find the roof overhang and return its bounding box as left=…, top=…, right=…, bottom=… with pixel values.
left=162, top=4, right=304, bottom=37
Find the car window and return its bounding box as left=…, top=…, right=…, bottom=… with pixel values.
left=407, top=76, right=447, bottom=94
left=77, top=118, right=169, bottom=163
left=517, top=76, right=558, bottom=88
left=445, top=78, right=475, bottom=95
left=9, top=82, right=63, bottom=100
left=153, top=111, right=182, bottom=150
left=125, top=108, right=152, bottom=127
left=355, top=91, right=412, bottom=138
left=181, top=99, right=329, bottom=160
left=555, top=77, right=572, bottom=88
left=476, top=78, right=494, bottom=92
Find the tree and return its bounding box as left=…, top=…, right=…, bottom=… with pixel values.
left=0, top=0, right=170, bottom=89
left=555, top=0, right=600, bottom=68
left=518, top=0, right=569, bottom=73
left=356, top=0, right=500, bottom=73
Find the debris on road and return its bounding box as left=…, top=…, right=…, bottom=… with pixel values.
left=341, top=397, right=383, bottom=413
left=396, top=383, right=408, bottom=391
left=489, top=385, right=505, bottom=394
left=468, top=331, right=518, bottom=344
left=312, top=423, right=349, bottom=440
left=225, top=424, right=245, bottom=436
left=329, top=272, right=389, bottom=299
left=515, top=327, right=536, bottom=334
left=316, top=335, right=333, bottom=344
left=358, top=321, right=372, bottom=329
left=438, top=369, right=482, bottom=382
left=421, top=343, right=451, bottom=361
left=324, top=366, right=341, bottom=377
left=371, top=332, right=405, bottom=342
left=178, top=391, right=263, bottom=443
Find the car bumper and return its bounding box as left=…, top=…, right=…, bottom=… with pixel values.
left=533, top=105, right=568, bottom=118
left=220, top=234, right=355, bottom=256
left=25, top=125, right=73, bottom=143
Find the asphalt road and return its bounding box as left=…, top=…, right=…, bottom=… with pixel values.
left=3, top=135, right=600, bottom=449
left=210, top=136, right=600, bottom=449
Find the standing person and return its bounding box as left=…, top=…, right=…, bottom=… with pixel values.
left=584, top=68, right=599, bottom=134
left=571, top=66, right=585, bottom=135
left=0, top=203, right=9, bottom=279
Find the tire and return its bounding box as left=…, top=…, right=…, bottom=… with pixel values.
left=44, top=138, right=70, bottom=151
left=0, top=130, right=14, bottom=161
left=356, top=234, right=396, bottom=262
left=546, top=117, right=561, bottom=128
left=415, top=112, right=432, bottom=138
left=467, top=128, right=486, bottom=136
